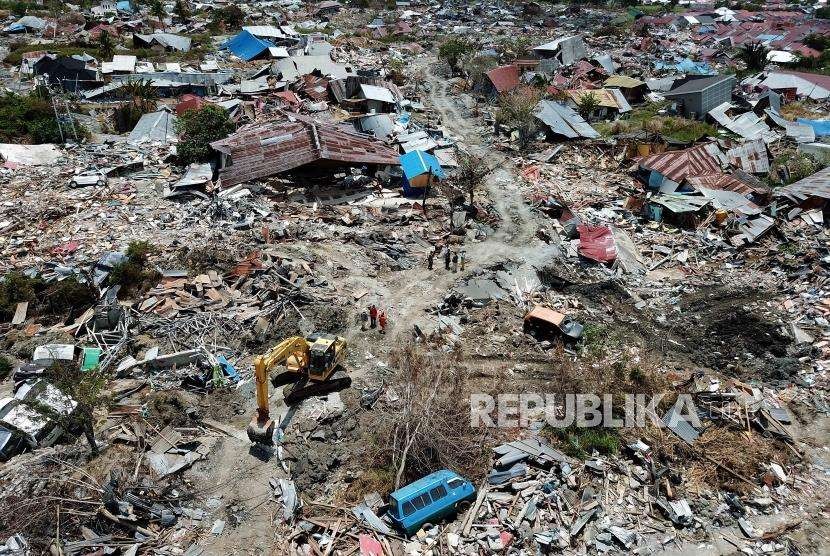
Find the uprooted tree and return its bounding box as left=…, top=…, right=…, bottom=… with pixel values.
left=366, top=342, right=496, bottom=490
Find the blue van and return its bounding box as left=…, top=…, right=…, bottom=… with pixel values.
left=388, top=469, right=476, bottom=535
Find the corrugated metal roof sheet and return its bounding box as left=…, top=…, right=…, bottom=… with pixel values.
left=638, top=143, right=724, bottom=183
left=128, top=110, right=176, bottom=144
left=485, top=64, right=520, bottom=94
left=400, top=150, right=445, bottom=180
left=534, top=100, right=599, bottom=139
left=699, top=188, right=761, bottom=215
left=774, top=166, right=830, bottom=204
left=649, top=193, right=710, bottom=213
left=211, top=114, right=400, bottom=186
left=726, top=139, right=769, bottom=173
left=686, top=171, right=769, bottom=197
left=664, top=74, right=734, bottom=96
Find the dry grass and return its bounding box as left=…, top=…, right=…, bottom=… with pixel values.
left=779, top=101, right=825, bottom=121
left=694, top=428, right=782, bottom=494
left=357, top=341, right=497, bottom=493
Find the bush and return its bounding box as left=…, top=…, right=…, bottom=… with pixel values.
left=176, top=105, right=236, bottom=165
left=107, top=240, right=161, bottom=296
left=0, top=356, right=11, bottom=381
left=0, top=92, right=86, bottom=144
left=0, top=272, right=96, bottom=322
left=0, top=272, right=41, bottom=321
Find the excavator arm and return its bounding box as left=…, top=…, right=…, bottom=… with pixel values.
left=248, top=336, right=310, bottom=444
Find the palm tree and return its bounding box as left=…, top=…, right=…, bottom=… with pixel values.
left=738, top=41, right=769, bottom=71
left=99, top=30, right=115, bottom=60
left=150, top=0, right=166, bottom=30
left=119, top=79, right=158, bottom=113
left=173, top=0, right=190, bottom=22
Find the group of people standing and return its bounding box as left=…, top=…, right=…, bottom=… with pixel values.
left=361, top=304, right=388, bottom=334
left=426, top=245, right=466, bottom=273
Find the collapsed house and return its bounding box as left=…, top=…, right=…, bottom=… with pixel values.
left=210, top=114, right=400, bottom=186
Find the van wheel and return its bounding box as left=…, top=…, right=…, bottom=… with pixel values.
left=456, top=500, right=471, bottom=513
left=421, top=522, right=434, bottom=531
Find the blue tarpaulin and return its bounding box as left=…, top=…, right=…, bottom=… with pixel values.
left=655, top=58, right=715, bottom=75
left=399, top=150, right=444, bottom=196
left=796, top=119, right=830, bottom=137
left=400, top=150, right=445, bottom=180
left=116, top=0, right=133, bottom=12
left=223, top=30, right=274, bottom=62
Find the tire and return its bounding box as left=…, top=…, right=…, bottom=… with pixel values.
left=456, top=500, right=471, bottom=513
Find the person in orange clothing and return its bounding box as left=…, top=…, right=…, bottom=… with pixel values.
left=378, top=311, right=388, bottom=334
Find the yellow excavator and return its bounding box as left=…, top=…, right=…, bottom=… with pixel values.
left=247, top=333, right=349, bottom=445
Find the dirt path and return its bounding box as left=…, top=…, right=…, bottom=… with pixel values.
left=354, top=59, right=550, bottom=343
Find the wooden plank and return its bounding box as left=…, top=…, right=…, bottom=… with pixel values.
left=11, top=301, right=28, bottom=325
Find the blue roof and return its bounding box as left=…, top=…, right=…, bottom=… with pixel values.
left=796, top=118, right=830, bottom=137
left=655, top=58, right=715, bottom=76
left=399, top=150, right=445, bottom=181
left=390, top=470, right=457, bottom=501
left=224, top=30, right=275, bottom=62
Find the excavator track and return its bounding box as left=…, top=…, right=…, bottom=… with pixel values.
left=284, top=371, right=352, bottom=406
left=271, top=370, right=300, bottom=388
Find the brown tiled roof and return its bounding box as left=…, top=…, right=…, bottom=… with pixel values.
left=211, top=114, right=400, bottom=186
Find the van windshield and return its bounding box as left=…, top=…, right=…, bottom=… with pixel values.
left=389, top=498, right=399, bottom=517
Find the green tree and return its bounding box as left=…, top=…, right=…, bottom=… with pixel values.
left=815, top=6, right=830, bottom=19
left=149, top=0, right=166, bottom=28
left=176, top=105, right=236, bottom=165
left=576, top=91, right=600, bottom=120
left=113, top=78, right=158, bottom=131
left=211, top=5, right=245, bottom=30
left=438, top=37, right=471, bottom=75
left=99, top=29, right=116, bottom=60
left=173, top=0, right=190, bottom=22
left=738, top=41, right=769, bottom=70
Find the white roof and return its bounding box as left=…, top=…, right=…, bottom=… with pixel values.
left=361, top=84, right=395, bottom=104
left=243, top=25, right=287, bottom=39
left=103, top=54, right=136, bottom=73
left=766, top=50, right=797, bottom=64
left=268, top=46, right=290, bottom=59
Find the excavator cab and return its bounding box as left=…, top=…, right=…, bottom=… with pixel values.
left=308, top=335, right=339, bottom=380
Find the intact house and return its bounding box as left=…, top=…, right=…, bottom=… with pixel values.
left=663, top=74, right=736, bottom=120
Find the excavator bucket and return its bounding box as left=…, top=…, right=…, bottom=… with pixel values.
left=247, top=416, right=275, bottom=445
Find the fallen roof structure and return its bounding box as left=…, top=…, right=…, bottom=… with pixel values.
left=272, top=55, right=350, bottom=81
left=128, top=111, right=177, bottom=144
left=534, top=100, right=599, bottom=139
left=773, top=166, right=830, bottom=215
left=224, top=30, right=275, bottom=62
left=210, top=114, right=400, bottom=186
left=133, top=33, right=192, bottom=52
left=638, top=143, right=725, bottom=183
left=485, top=64, right=520, bottom=94
left=760, top=70, right=830, bottom=100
